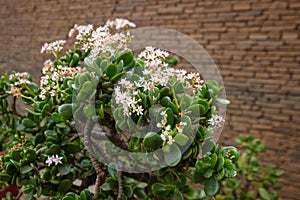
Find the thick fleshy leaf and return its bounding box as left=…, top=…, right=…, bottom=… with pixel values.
left=58, top=104, right=73, bottom=119
left=22, top=118, right=37, bottom=128
left=259, top=187, right=271, bottom=200
left=80, top=189, right=93, bottom=200
left=116, top=50, right=134, bottom=66
left=164, top=144, right=182, bottom=167
left=174, top=133, right=189, bottom=146
left=151, top=183, right=170, bottom=198
left=105, top=64, right=118, bottom=79
left=20, top=165, right=33, bottom=174
left=58, top=164, right=71, bottom=176
left=204, top=176, right=219, bottom=196
left=143, top=132, right=163, bottom=150
left=58, top=179, right=73, bottom=193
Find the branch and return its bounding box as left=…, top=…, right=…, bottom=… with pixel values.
left=83, top=119, right=106, bottom=200
left=11, top=96, right=21, bottom=117
left=98, top=112, right=129, bottom=151
left=117, top=169, right=123, bottom=200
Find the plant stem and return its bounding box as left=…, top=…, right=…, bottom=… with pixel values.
left=11, top=96, right=21, bottom=117
left=84, top=119, right=106, bottom=200
left=117, top=168, right=123, bottom=200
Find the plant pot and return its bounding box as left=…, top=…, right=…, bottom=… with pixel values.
left=0, top=151, right=19, bottom=198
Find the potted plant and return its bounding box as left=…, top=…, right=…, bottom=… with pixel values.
left=0, top=19, right=239, bottom=199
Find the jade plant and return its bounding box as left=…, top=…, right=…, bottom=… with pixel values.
left=0, top=19, right=239, bottom=199
left=217, top=135, right=284, bottom=200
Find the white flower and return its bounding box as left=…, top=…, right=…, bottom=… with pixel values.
left=40, top=40, right=66, bottom=54
left=45, top=154, right=63, bottom=167
left=143, top=69, right=152, bottom=75
left=51, top=72, right=59, bottom=81
left=208, top=114, right=225, bottom=128
left=160, top=110, right=166, bottom=116
left=105, top=18, right=136, bottom=30
left=167, top=136, right=175, bottom=145
left=166, top=125, right=171, bottom=131
left=134, top=105, right=144, bottom=116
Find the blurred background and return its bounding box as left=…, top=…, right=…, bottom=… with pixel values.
left=0, top=0, right=299, bottom=199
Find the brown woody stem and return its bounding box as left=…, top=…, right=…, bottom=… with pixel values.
left=117, top=168, right=123, bottom=200
left=84, top=119, right=106, bottom=200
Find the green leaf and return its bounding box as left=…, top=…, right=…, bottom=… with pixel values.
left=78, top=72, right=90, bottom=85
left=216, top=98, right=230, bottom=105
left=5, top=163, right=17, bottom=175
left=105, top=64, right=118, bottom=79
left=58, top=104, right=73, bottom=119
left=20, top=165, right=33, bottom=174
left=124, top=185, right=134, bottom=197
left=69, top=53, right=80, bottom=67
left=171, top=191, right=184, bottom=200
left=83, top=104, right=95, bottom=118
left=64, top=143, right=81, bottom=154
left=41, top=103, right=51, bottom=118
left=174, top=133, right=189, bottom=146
left=168, top=102, right=179, bottom=115
left=180, top=115, right=192, bottom=134
left=22, top=118, right=37, bottom=128
left=160, top=87, right=170, bottom=98
left=80, top=189, right=93, bottom=200
left=81, top=81, right=93, bottom=92
left=108, top=163, right=118, bottom=180
left=216, top=157, right=225, bottom=171
left=58, top=163, right=71, bottom=176
left=0, top=172, right=11, bottom=182
left=259, top=188, right=271, bottom=200
left=46, top=144, right=61, bottom=154
left=210, top=153, right=218, bottom=168
left=160, top=96, right=171, bottom=107
left=166, top=108, right=174, bottom=127
left=164, top=144, right=182, bottom=167
left=84, top=57, right=93, bottom=67
left=110, top=72, right=126, bottom=83
left=52, top=112, right=64, bottom=122
left=25, top=149, right=37, bottom=162
left=100, top=60, right=108, bottom=71
left=165, top=56, right=178, bottom=66
left=204, top=176, right=219, bottom=196
left=101, top=81, right=113, bottom=89
left=143, top=132, right=163, bottom=150
left=151, top=183, right=170, bottom=198
left=62, top=192, right=79, bottom=200
left=186, top=104, right=206, bottom=117
left=224, top=159, right=234, bottom=170
left=134, top=188, right=147, bottom=199
left=58, top=179, right=73, bottom=194
left=116, top=50, right=134, bottom=66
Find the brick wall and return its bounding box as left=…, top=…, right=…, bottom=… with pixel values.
left=0, top=0, right=299, bottom=199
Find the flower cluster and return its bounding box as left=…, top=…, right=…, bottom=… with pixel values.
left=8, top=72, right=30, bottom=97
left=138, top=47, right=205, bottom=92
left=39, top=60, right=82, bottom=100
left=114, top=79, right=144, bottom=117
left=208, top=114, right=225, bottom=129
left=156, top=110, right=175, bottom=145
left=105, top=18, right=136, bottom=31
left=114, top=47, right=206, bottom=118
left=45, top=154, right=63, bottom=167
left=68, top=24, right=94, bottom=52
left=69, top=19, right=135, bottom=60
left=40, top=40, right=66, bottom=56
left=138, top=46, right=169, bottom=70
